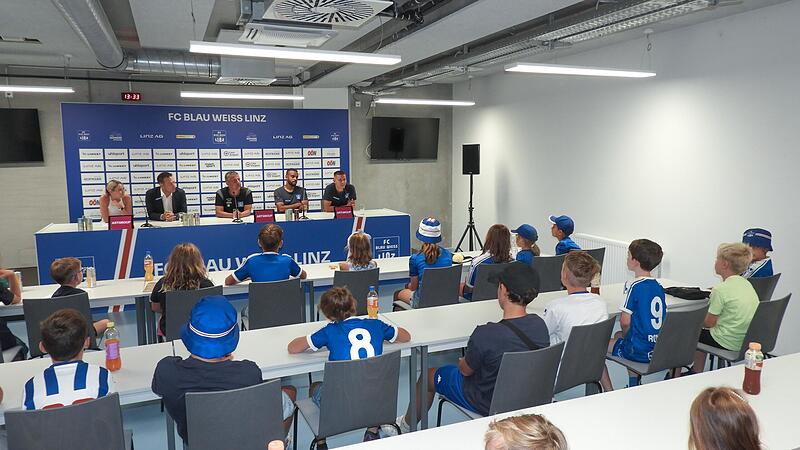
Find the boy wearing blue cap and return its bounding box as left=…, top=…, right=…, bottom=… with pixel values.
left=741, top=228, right=774, bottom=278
left=512, top=224, right=540, bottom=266
left=152, top=296, right=296, bottom=443
left=549, top=215, right=581, bottom=255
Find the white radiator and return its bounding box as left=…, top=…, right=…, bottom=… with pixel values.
left=571, top=233, right=662, bottom=285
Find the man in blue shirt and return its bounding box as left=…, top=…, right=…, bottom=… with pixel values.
left=549, top=215, right=581, bottom=255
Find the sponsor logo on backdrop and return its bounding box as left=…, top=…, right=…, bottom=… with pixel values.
left=246, top=132, right=258, bottom=142
left=213, top=130, right=227, bottom=144
left=176, top=134, right=196, bottom=139
left=331, top=132, right=340, bottom=142
left=109, top=132, right=123, bottom=142
left=78, top=130, right=90, bottom=141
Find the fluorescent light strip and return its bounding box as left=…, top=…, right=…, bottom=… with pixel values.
left=375, top=98, right=475, bottom=106
left=181, top=91, right=304, bottom=101
left=189, top=41, right=401, bottom=66
left=0, top=85, right=74, bottom=93
left=505, top=63, right=655, bottom=78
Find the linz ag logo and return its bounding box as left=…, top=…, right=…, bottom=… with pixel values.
left=78, top=130, right=90, bottom=141
left=212, top=130, right=227, bottom=144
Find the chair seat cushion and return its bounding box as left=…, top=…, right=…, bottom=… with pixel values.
left=697, top=343, right=740, bottom=362
left=2, top=345, right=22, bottom=363
left=295, top=397, right=321, bottom=437
left=605, top=354, right=651, bottom=376
left=441, top=395, right=483, bottom=420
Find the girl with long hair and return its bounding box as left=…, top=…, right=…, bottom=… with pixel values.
left=460, top=224, right=513, bottom=300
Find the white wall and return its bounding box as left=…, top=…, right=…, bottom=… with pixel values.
left=452, top=0, right=800, bottom=353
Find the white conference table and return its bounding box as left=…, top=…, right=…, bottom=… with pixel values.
left=338, top=353, right=800, bottom=450
left=0, top=341, right=174, bottom=426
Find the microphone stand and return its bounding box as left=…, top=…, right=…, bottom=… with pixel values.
left=139, top=195, right=153, bottom=228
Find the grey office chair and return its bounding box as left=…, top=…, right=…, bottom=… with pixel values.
left=554, top=317, right=616, bottom=396
left=333, top=267, right=380, bottom=316
left=22, top=293, right=97, bottom=357
left=248, top=278, right=306, bottom=330
left=164, top=285, right=224, bottom=341
left=584, top=248, right=606, bottom=268
left=5, top=393, right=132, bottom=450
left=437, top=342, right=565, bottom=425
left=699, top=294, right=790, bottom=369
left=470, top=262, right=516, bottom=301
left=748, top=273, right=781, bottom=302
left=533, top=255, right=567, bottom=293
left=417, top=265, right=463, bottom=309
left=294, top=351, right=402, bottom=450
left=606, top=304, right=709, bottom=384
left=185, top=379, right=285, bottom=450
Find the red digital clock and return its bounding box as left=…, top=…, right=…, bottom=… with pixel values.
left=121, top=92, right=142, bottom=102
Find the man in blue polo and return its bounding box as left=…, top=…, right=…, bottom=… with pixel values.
left=549, top=215, right=581, bottom=255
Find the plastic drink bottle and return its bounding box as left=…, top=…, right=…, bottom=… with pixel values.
left=144, top=251, right=154, bottom=281
left=743, top=342, right=764, bottom=395
left=104, top=322, right=122, bottom=372
left=367, top=286, right=379, bottom=319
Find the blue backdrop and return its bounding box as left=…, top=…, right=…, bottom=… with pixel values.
left=61, top=103, right=350, bottom=221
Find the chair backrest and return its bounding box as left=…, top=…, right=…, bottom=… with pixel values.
left=488, top=342, right=565, bottom=415
left=737, top=294, right=791, bottom=357
left=333, top=267, right=380, bottom=316
left=583, top=248, right=606, bottom=268
left=186, top=379, right=284, bottom=450
left=23, top=293, right=96, bottom=357
left=248, top=278, right=305, bottom=329
left=554, top=317, right=616, bottom=394
left=534, top=255, right=567, bottom=293
left=5, top=392, right=126, bottom=450
left=317, top=351, right=401, bottom=438
left=748, top=273, right=781, bottom=302
left=471, top=263, right=516, bottom=301
left=165, top=285, right=224, bottom=341
left=418, top=265, right=463, bottom=309
left=647, top=304, right=709, bottom=373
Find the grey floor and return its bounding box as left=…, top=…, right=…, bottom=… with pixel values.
left=2, top=281, right=658, bottom=450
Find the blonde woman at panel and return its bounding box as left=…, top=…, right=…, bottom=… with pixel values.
left=99, top=179, right=133, bottom=222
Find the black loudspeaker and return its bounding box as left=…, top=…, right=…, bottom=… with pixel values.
left=462, top=144, right=480, bottom=175
left=389, top=127, right=405, bottom=153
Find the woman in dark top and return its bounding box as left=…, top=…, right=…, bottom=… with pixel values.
left=150, top=243, right=214, bottom=336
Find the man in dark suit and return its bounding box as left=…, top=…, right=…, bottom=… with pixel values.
left=145, top=172, right=187, bottom=221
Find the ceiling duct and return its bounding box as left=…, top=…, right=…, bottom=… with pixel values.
left=263, top=0, right=393, bottom=28
left=240, top=21, right=338, bottom=47
left=125, top=49, right=220, bottom=78
left=50, top=0, right=125, bottom=69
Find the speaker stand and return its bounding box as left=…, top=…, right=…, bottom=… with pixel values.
left=456, top=173, right=483, bottom=252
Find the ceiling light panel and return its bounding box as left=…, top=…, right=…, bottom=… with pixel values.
left=0, top=85, right=74, bottom=93
left=189, top=41, right=401, bottom=65
left=505, top=63, right=655, bottom=78
left=181, top=91, right=304, bottom=100
left=374, top=98, right=475, bottom=106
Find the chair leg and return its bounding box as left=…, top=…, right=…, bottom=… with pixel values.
left=393, top=423, right=402, bottom=436
left=307, top=372, right=313, bottom=387
left=436, top=397, right=446, bottom=427
left=292, top=408, right=299, bottom=450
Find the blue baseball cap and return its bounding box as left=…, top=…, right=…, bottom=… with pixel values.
left=416, top=217, right=442, bottom=244
left=181, top=295, right=239, bottom=359
left=742, top=228, right=773, bottom=251
left=548, top=215, right=575, bottom=236
left=512, top=224, right=538, bottom=242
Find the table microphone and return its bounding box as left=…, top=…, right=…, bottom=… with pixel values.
left=138, top=194, right=153, bottom=228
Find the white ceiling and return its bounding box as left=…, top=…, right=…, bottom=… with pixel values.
left=0, top=0, right=792, bottom=87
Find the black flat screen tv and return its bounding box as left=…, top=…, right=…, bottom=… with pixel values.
left=0, top=108, right=44, bottom=163
left=370, top=116, right=439, bottom=160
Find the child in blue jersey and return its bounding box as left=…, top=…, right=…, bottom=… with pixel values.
left=288, top=287, right=411, bottom=445
left=226, top=224, right=307, bottom=328
left=460, top=224, right=513, bottom=300
left=22, top=309, right=115, bottom=410
left=512, top=224, right=540, bottom=266
left=337, top=231, right=378, bottom=271
left=600, top=239, right=665, bottom=390
left=394, top=217, right=453, bottom=310
left=741, top=228, right=774, bottom=278
left=549, top=215, right=581, bottom=255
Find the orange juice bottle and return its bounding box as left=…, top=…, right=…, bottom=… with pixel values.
left=104, top=322, right=122, bottom=372
left=367, top=286, right=379, bottom=319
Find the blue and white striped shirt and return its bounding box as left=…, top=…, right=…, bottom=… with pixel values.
left=23, top=360, right=114, bottom=410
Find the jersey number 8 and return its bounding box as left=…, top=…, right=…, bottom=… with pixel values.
left=348, top=328, right=376, bottom=359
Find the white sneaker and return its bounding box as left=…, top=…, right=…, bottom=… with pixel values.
left=380, top=416, right=410, bottom=437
